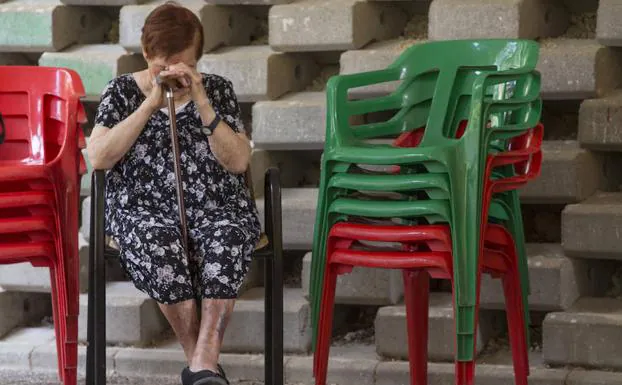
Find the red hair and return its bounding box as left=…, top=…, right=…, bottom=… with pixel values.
left=141, top=1, right=204, bottom=60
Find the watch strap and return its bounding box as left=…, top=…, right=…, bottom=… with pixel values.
left=202, top=115, right=221, bottom=136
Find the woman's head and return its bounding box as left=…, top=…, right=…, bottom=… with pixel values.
left=141, top=1, right=204, bottom=75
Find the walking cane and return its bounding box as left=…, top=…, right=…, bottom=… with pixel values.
left=157, top=75, right=190, bottom=254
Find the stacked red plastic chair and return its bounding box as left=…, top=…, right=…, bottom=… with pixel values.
left=0, top=66, right=87, bottom=385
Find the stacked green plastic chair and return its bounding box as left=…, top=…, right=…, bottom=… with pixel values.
left=309, top=39, right=541, bottom=363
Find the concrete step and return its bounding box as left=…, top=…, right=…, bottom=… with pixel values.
left=543, top=297, right=622, bottom=370
left=119, top=0, right=259, bottom=53
left=198, top=46, right=318, bottom=102
left=562, top=192, right=622, bottom=261
left=77, top=281, right=170, bottom=347
left=428, top=0, right=568, bottom=40
left=300, top=252, right=403, bottom=306
left=268, top=0, right=408, bottom=52
left=0, top=0, right=111, bottom=52
left=480, top=243, right=613, bottom=312
left=222, top=287, right=311, bottom=354
left=76, top=282, right=311, bottom=353
left=519, top=140, right=605, bottom=205
left=340, top=38, right=622, bottom=100
left=579, top=90, right=622, bottom=150
left=255, top=187, right=317, bottom=250
left=8, top=330, right=617, bottom=385
left=597, top=0, right=622, bottom=46
left=374, top=293, right=498, bottom=361
left=38, top=44, right=146, bottom=101
left=252, top=92, right=327, bottom=150
left=0, top=290, right=51, bottom=339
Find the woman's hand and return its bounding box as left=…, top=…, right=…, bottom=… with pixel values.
left=159, top=63, right=207, bottom=103
left=144, top=77, right=164, bottom=112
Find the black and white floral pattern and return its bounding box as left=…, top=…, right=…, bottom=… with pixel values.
left=94, top=73, right=261, bottom=304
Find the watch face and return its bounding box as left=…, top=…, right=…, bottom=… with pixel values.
left=201, top=126, right=212, bottom=136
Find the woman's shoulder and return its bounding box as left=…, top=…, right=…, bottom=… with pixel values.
left=103, top=73, right=139, bottom=95
left=200, top=72, right=236, bottom=92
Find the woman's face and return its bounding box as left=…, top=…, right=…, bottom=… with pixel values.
left=144, top=43, right=198, bottom=99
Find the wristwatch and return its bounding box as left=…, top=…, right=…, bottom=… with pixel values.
left=201, top=115, right=221, bottom=136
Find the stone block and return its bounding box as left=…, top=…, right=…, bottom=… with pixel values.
left=0, top=232, right=90, bottom=293
left=31, top=341, right=117, bottom=375
left=269, top=0, right=408, bottom=52
left=543, top=298, right=622, bottom=370
left=221, top=287, right=311, bottom=354
left=538, top=39, right=622, bottom=100
left=519, top=141, right=605, bottom=204
left=562, top=192, right=622, bottom=260
left=120, top=0, right=258, bottom=53
left=198, top=46, right=318, bottom=102
left=428, top=0, right=568, bottom=41
left=579, top=90, right=622, bottom=150
left=300, top=252, right=403, bottom=305
left=39, top=45, right=146, bottom=101
left=375, top=293, right=496, bottom=361
left=0, top=290, right=52, bottom=339
left=480, top=243, right=612, bottom=311
left=255, top=188, right=317, bottom=249
left=77, top=282, right=169, bottom=346
left=0, top=0, right=111, bottom=52
left=252, top=92, right=326, bottom=150
left=597, top=0, right=622, bottom=46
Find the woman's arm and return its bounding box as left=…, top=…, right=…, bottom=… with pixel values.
left=195, top=95, right=251, bottom=174
left=87, top=78, right=160, bottom=170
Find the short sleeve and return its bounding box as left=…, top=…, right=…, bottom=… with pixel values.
left=94, top=78, right=127, bottom=129
left=208, top=76, right=245, bottom=134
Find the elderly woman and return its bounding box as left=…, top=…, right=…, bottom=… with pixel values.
left=86, top=2, right=261, bottom=384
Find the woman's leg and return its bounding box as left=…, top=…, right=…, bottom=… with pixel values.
left=112, top=211, right=198, bottom=363
left=189, top=221, right=257, bottom=372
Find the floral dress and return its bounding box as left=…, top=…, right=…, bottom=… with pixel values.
left=94, top=73, right=261, bottom=304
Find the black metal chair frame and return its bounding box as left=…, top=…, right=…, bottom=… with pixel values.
left=86, top=167, right=284, bottom=385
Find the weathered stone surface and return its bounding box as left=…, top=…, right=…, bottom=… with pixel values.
left=0, top=290, right=52, bottom=339
left=198, top=46, right=318, bottom=102
left=0, top=53, right=32, bottom=65
left=480, top=244, right=612, bottom=311
left=255, top=188, right=317, bottom=249
left=579, top=90, right=622, bottom=150
left=206, top=0, right=293, bottom=3
left=39, top=44, right=146, bottom=100
left=562, top=193, right=622, bottom=260
left=537, top=39, right=622, bottom=100
left=221, top=288, right=311, bottom=353
left=597, top=0, right=622, bottom=46
left=375, top=293, right=496, bottom=361
left=252, top=92, right=326, bottom=150
left=77, top=282, right=169, bottom=346
left=300, top=252, right=403, bottom=306
left=120, top=0, right=257, bottom=53
left=543, top=298, right=622, bottom=370
left=0, top=0, right=111, bottom=52
left=269, top=0, right=408, bottom=52
left=428, top=0, right=568, bottom=40
left=519, top=141, right=605, bottom=204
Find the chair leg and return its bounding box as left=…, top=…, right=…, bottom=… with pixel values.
left=264, top=167, right=284, bottom=385
left=403, top=269, right=430, bottom=385
left=49, top=268, right=64, bottom=383
left=314, top=264, right=338, bottom=385
left=502, top=273, right=529, bottom=385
